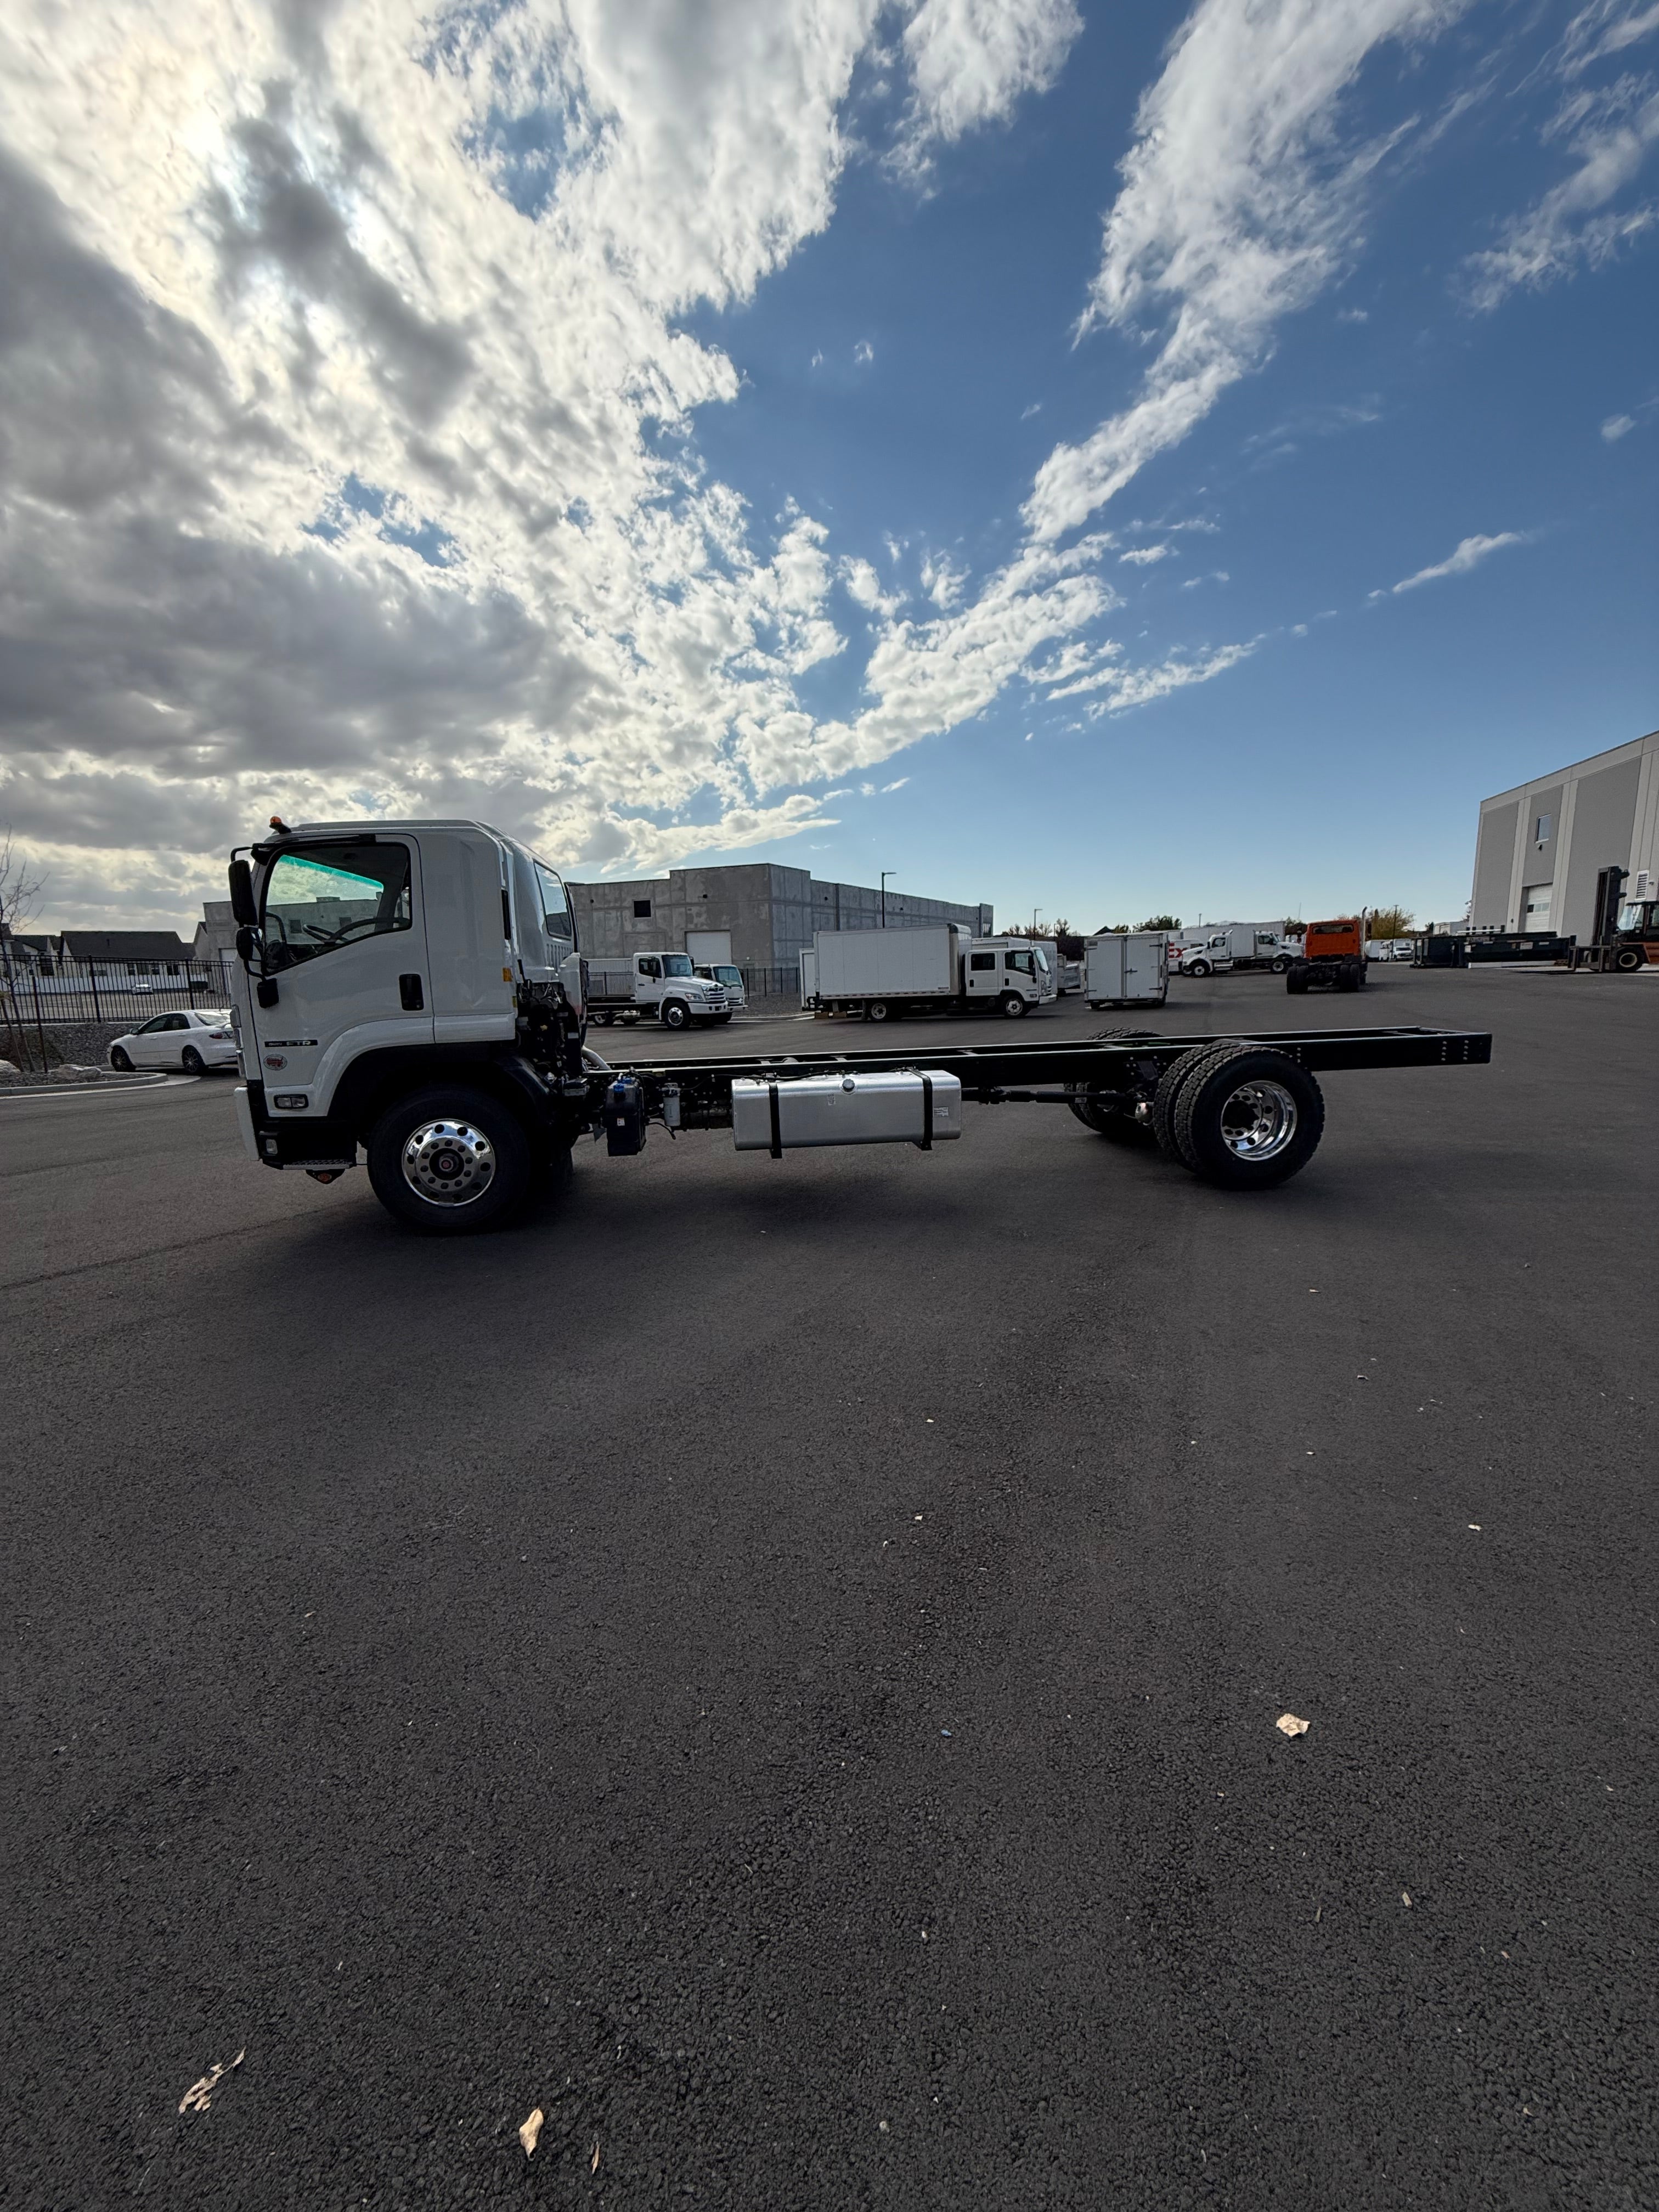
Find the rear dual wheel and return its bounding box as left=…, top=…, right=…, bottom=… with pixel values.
left=1152, top=1043, right=1323, bottom=1189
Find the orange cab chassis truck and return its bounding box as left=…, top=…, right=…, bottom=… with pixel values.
left=1286, top=916, right=1369, bottom=995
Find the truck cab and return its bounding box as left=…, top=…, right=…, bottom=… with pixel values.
left=1286, top=916, right=1368, bottom=995
left=585, top=951, right=730, bottom=1029
left=693, top=961, right=747, bottom=1010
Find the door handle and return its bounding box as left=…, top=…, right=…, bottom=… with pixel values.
left=399, top=974, right=425, bottom=1011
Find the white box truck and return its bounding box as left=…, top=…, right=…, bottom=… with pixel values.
left=217, top=815, right=1491, bottom=1231
left=811, top=928, right=1055, bottom=1021
left=1084, top=933, right=1169, bottom=1008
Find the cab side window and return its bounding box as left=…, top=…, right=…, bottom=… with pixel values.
left=534, top=861, right=577, bottom=949
left=639, top=957, right=662, bottom=980
left=262, top=844, right=411, bottom=970
left=969, top=952, right=996, bottom=972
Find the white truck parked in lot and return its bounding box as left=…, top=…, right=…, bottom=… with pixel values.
left=1170, top=924, right=1295, bottom=977
left=585, top=952, right=730, bottom=1030
left=809, top=926, right=1056, bottom=1020
left=1083, top=932, right=1169, bottom=1008
left=219, top=815, right=1492, bottom=1233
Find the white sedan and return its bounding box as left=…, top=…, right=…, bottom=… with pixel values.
left=109, top=1009, right=239, bottom=1074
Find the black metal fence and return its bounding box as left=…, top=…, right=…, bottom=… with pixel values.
left=1, top=957, right=237, bottom=1042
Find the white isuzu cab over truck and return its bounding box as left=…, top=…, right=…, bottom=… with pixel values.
left=224, top=817, right=1491, bottom=1235
left=809, top=926, right=1056, bottom=1020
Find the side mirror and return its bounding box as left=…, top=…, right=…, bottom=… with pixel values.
left=235, top=926, right=259, bottom=967
left=228, top=859, right=258, bottom=927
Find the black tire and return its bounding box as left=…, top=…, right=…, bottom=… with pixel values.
left=1000, top=993, right=1028, bottom=1019
left=366, top=1086, right=532, bottom=1234
left=1286, top=970, right=1309, bottom=995
left=109, top=1046, right=133, bottom=1071
left=591, top=1007, right=614, bottom=1026
left=660, top=999, right=690, bottom=1030
left=1615, top=946, right=1644, bottom=972
left=1150, top=1043, right=1238, bottom=1160
left=1187, top=959, right=1211, bottom=978
left=712, top=1009, right=734, bottom=1024
left=1172, top=1047, right=1324, bottom=1190
left=181, top=1045, right=205, bottom=1074
left=867, top=1001, right=891, bottom=1023
left=1271, top=956, right=1291, bottom=974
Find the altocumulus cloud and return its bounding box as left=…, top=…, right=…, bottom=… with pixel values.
left=0, top=0, right=1094, bottom=920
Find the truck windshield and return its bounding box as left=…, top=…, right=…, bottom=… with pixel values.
left=662, top=954, right=694, bottom=977
left=262, top=844, right=411, bottom=968
left=1617, top=903, right=1654, bottom=933
left=714, top=966, right=741, bottom=985
left=1033, top=948, right=1050, bottom=974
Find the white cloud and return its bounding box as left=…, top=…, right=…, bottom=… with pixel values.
left=0, top=0, right=1122, bottom=915
left=1024, top=0, right=1468, bottom=541
left=920, top=550, right=969, bottom=607
left=896, top=0, right=1082, bottom=163
left=853, top=336, right=874, bottom=362
left=1603, top=411, right=1637, bottom=437
left=1378, top=531, right=1528, bottom=594
left=1466, top=75, right=1659, bottom=307
left=881, top=775, right=910, bottom=791
left=1119, top=544, right=1171, bottom=565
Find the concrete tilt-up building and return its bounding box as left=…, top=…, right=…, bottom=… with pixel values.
left=567, top=862, right=994, bottom=969
left=1471, top=729, right=1659, bottom=939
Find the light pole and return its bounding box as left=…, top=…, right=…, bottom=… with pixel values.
left=1031, top=906, right=1042, bottom=941
left=881, top=871, right=894, bottom=928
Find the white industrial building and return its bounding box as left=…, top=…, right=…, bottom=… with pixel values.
left=1471, top=729, right=1659, bottom=938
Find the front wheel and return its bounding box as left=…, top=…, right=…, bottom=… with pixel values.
left=1000, top=993, right=1028, bottom=1019
left=1271, top=956, right=1291, bottom=974
left=1187, top=960, right=1211, bottom=978
left=1615, top=946, right=1645, bottom=972
left=109, top=1046, right=133, bottom=1071
left=366, top=1086, right=533, bottom=1234
left=660, top=999, right=691, bottom=1030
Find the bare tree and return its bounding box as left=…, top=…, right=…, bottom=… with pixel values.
left=0, top=830, right=47, bottom=1065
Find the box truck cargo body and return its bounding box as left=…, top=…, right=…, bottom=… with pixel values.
left=1084, top=933, right=1169, bottom=1008
left=810, top=928, right=1054, bottom=1019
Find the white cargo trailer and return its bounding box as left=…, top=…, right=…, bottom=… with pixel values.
left=812, top=927, right=1054, bottom=1020
left=1084, top=932, right=1169, bottom=1008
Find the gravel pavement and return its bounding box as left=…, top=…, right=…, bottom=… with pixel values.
left=2, top=967, right=1655, bottom=2209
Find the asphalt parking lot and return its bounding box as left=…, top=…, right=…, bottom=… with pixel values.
left=3, top=966, right=1656, bottom=2209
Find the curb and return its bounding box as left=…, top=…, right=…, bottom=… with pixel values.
left=0, top=1073, right=176, bottom=1102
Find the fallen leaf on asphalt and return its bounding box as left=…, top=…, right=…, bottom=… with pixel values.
left=1276, top=1713, right=1310, bottom=1738
left=519, top=2109, right=544, bottom=2157
left=590, top=2136, right=601, bottom=2174
left=1402, top=1890, right=1413, bottom=1906
left=178, top=2049, right=244, bottom=2114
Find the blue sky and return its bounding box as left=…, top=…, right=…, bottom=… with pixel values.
left=0, top=0, right=1654, bottom=931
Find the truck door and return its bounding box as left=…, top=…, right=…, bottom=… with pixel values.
left=965, top=949, right=999, bottom=998
left=636, top=955, right=663, bottom=1008
left=251, top=837, right=431, bottom=1114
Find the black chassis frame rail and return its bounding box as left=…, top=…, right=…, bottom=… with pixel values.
left=589, top=1024, right=1492, bottom=1128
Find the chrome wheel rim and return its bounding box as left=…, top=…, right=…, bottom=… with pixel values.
left=1218, top=1079, right=1297, bottom=1161
left=402, top=1117, right=495, bottom=1206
